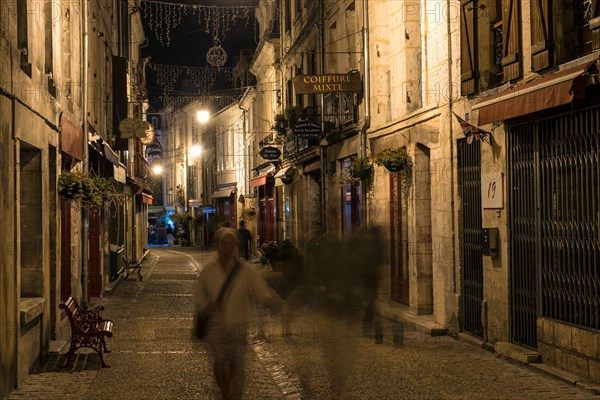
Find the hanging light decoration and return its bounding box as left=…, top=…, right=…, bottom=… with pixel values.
left=206, top=37, right=228, bottom=69
left=187, top=66, right=220, bottom=94
left=141, top=1, right=254, bottom=47
left=160, top=95, right=243, bottom=111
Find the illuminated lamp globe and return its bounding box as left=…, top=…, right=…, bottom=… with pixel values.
left=152, top=164, right=163, bottom=175
left=197, top=110, right=210, bottom=123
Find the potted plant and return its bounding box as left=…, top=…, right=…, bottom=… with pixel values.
left=349, top=156, right=374, bottom=179
left=259, top=241, right=280, bottom=267
left=374, top=147, right=413, bottom=174
left=271, top=107, right=301, bottom=136
left=272, top=113, right=288, bottom=136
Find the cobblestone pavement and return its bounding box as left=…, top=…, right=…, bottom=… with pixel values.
left=6, top=247, right=599, bottom=400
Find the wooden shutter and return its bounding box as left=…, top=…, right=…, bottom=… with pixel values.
left=530, top=0, right=552, bottom=71
left=461, top=0, right=478, bottom=95
left=502, top=0, right=522, bottom=81
left=590, top=0, right=600, bottom=50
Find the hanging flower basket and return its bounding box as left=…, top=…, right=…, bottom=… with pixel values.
left=281, top=167, right=295, bottom=185
left=350, top=168, right=372, bottom=179
left=271, top=107, right=301, bottom=137
left=375, top=147, right=413, bottom=199
left=348, top=157, right=374, bottom=180
left=375, top=147, right=413, bottom=174
left=272, top=113, right=288, bottom=136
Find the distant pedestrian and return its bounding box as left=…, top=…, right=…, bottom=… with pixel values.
left=237, top=220, right=252, bottom=260
left=193, top=227, right=283, bottom=400
left=166, top=225, right=174, bottom=246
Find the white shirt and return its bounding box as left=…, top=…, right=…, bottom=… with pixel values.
left=193, top=256, right=276, bottom=327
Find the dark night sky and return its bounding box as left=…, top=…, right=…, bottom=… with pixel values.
left=141, top=0, right=260, bottom=110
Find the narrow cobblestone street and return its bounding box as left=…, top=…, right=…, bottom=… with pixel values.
left=6, top=247, right=599, bottom=400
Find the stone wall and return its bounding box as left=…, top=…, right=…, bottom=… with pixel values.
left=0, top=95, right=18, bottom=400
left=538, top=318, right=600, bottom=384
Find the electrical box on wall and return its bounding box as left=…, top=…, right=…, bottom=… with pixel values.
left=482, top=228, right=499, bottom=257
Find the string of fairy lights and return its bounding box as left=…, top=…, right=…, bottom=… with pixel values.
left=141, top=0, right=256, bottom=47
left=148, top=62, right=256, bottom=98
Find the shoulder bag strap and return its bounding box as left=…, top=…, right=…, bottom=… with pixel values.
left=214, top=260, right=241, bottom=307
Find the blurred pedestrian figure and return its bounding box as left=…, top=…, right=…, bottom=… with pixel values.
left=237, top=220, right=252, bottom=260
left=193, top=227, right=283, bottom=400
left=166, top=225, right=174, bottom=246
left=347, top=225, right=385, bottom=343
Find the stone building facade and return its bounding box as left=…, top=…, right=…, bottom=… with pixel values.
left=275, top=0, right=600, bottom=384
left=133, top=0, right=600, bottom=385
left=0, top=1, right=149, bottom=397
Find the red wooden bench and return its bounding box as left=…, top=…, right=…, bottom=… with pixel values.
left=59, top=297, right=114, bottom=368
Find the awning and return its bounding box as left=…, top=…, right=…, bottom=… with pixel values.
left=141, top=193, right=153, bottom=205
left=250, top=175, right=267, bottom=188
left=212, top=188, right=233, bottom=198
left=274, top=166, right=291, bottom=179
left=473, top=60, right=597, bottom=125
left=148, top=205, right=164, bottom=214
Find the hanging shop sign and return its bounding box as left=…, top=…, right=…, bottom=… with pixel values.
left=292, top=72, right=362, bottom=94
left=118, top=118, right=152, bottom=139
left=259, top=146, right=281, bottom=160
left=293, top=120, right=321, bottom=139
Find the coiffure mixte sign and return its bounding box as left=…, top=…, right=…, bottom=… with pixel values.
left=292, top=72, right=362, bottom=94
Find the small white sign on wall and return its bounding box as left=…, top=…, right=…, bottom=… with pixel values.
left=482, top=173, right=503, bottom=209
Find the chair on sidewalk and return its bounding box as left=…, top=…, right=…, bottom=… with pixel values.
left=123, top=253, right=143, bottom=281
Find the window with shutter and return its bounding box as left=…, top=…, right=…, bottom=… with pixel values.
left=530, top=0, right=552, bottom=71
left=586, top=0, right=600, bottom=50
left=502, top=0, right=522, bottom=82
left=461, top=0, right=478, bottom=95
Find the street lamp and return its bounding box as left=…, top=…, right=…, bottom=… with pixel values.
left=151, top=164, right=163, bottom=175
left=197, top=110, right=210, bottom=123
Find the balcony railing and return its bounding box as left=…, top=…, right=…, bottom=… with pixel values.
left=282, top=93, right=359, bottom=159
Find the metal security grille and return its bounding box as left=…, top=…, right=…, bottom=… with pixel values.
left=538, top=109, right=600, bottom=329
left=508, top=123, right=538, bottom=348
left=509, top=106, right=600, bottom=348
left=459, top=139, right=484, bottom=338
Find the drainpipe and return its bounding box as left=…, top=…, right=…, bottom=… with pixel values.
left=319, top=0, right=327, bottom=233
left=238, top=103, right=248, bottom=195
left=128, top=0, right=142, bottom=259
left=447, top=0, right=457, bottom=293
left=360, top=0, right=371, bottom=226
left=81, top=0, right=89, bottom=308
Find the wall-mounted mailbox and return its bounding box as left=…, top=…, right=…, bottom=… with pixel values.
left=482, top=228, right=499, bottom=257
